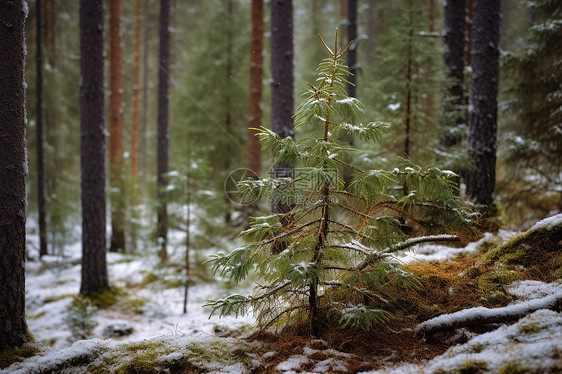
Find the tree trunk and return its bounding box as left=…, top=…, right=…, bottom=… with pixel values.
left=346, top=0, right=358, bottom=98
left=131, top=0, right=141, bottom=181
left=466, top=0, right=501, bottom=207
left=139, top=0, right=149, bottom=180
left=247, top=0, right=263, bottom=177
left=440, top=0, right=466, bottom=147
left=43, top=0, right=55, bottom=65
left=0, top=0, right=29, bottom=349
left=80, top=0, right=109, bottom=295
left=157, top=0, right=171, bottom=262
left=109, top=0, right=126, bottom=253
left=367, top=0, right=375, bottom=66
left=36, top=0, right=48, bottom=257
left=270, top=0, right=294, bottom=222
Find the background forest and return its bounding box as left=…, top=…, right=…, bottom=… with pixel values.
left=1, top=0, right=561, bottom=372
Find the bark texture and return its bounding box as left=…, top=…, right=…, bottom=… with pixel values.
left=247, top=0, right=264, bottom=176
left=36, top=0, right=48, bottom=257
left=270, top=0, right=294, bottom=218
left=0, top=0, right=28, bottom=349
left=80, top=0, right=109, bottom=295
left=157, top=0, right=171, bottom=262
left=466, top=0, right=501, bottom=207
left=440, top=0, right=466, bottom=147
left=109, top=0, right=126, bottom=253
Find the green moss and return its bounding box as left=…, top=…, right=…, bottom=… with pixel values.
left=472, top=343, right=487, bottom=353
left=44, top=294, right=74, bottom=303
left=481, top=219, right=562, bottom=267
left=0, top=343, right=39, bottom=369
left=456, top=359, right=488, bottom=374
left=477, top=268, right=519, bottom=306
left=499, top=362, right=529, bottom=374
left=518, top=322, right=544, bottom=334
left=85, top=287, right=122, bottom=308
left=164, top=279, right=184, bottom=289
left=122, top=297, right=150, bottom=313
left=142, top=272, right=159, bottom=285
left=28, top=310, right=47, bottom=320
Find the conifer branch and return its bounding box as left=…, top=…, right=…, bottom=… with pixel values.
left=356, top=234, right=460, bottom=271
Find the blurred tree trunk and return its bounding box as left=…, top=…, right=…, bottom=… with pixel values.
left=43, top=0, right=55, bottom=65
left=270, top=0, right=294, bottom=226
left=139, top=0, right=149, bottom=181
left=109, top=0, right=126, bottom=253
left=36, top=0, right=48, bottom=257
left=247, top=0, right=263, bottom=177
left=346, top=0, right=357, bottom=98
left=131, top=0, right=141, bottom=181
left=466, top=0, right=501, bottom=207
left=80, top=0, right=109, bottom=295
left=129, top=0, right=142, bottom=251
left=0, top=0, right=29, bottom=350
left=440, top=0, right=466, bottom=147
left=367, top=0, right=375, bottom=66
left=157, top=0, right=171, bottom=262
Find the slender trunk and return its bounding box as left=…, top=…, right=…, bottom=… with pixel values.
left=367, top=0, right=375, bottom=66
left=183, top=173, right=191, bottom=314
left=440, top=0, right=466, bottom=148
left=466, top=0, right=501, bottom=207
left=346, top=0, right=357, bottom=98
left=465, top=0, right=474, bottom=125
left=0, top=0, right=28, bottom=349
left=404, top=7, right=413, bottom=160
left=129, top=0, right=142, bottom=252
left=270, top=0, right=294, bottom=227
left=247, top=0, right=263, bottom=176
left=131, top=0, right=141, bottom=180
left=80, top=0, right=109, bottom=295
left=36, top=0, right=48, bottom=257
left=109, top=0, right=126, bottom=253
left=44, top=0, right=55, bottom=66
left=157, top=0, right=171, bottom=262
left=139, top=0, right=149, bottom=180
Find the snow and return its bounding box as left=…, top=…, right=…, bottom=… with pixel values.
left=12, top=213, right=562, bottom=373
left=415, top=290, right=562, bottom=336
left=529, top=212, right=562, bottom=231
left=399, top=230, right=515, bottom=264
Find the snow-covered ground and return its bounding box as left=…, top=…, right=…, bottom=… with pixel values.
left=24, top=227, right=255, bottom=350
left=4, top=214, right=562, bottom=373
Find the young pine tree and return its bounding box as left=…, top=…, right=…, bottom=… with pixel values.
left=206, top=32, right=475, bottom=337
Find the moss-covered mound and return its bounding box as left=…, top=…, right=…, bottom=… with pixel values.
left=3, top=335, right=262, bottom=374
left=480, top=214, right=562, bottom=279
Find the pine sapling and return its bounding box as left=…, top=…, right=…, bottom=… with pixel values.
left=206, top=31, right=476, bottom=337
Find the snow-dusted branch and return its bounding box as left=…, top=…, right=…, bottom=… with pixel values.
left=356, top=234, right=460, bottom=271
left=415, top=291, right=562, bottom=339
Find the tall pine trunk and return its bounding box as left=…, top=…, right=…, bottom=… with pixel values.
left=80, top=0, right=109, bottom=295
left=157, top=0, right=171, bottom=262
left=0, top=0, right=29, bottom=349
left=440, top=0, right=466, bottom=147
left=109, top=0, right=126, bottom=253
left=247, top=0, right=263, bottom=177
left=36, top=0, right=48, bottom=257
left=466, top=0, right=501, bottom=207
left=270, top=0, right=294, bottom=228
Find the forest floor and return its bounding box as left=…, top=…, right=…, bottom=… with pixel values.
left=2, top=213, right=562, bottom=373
